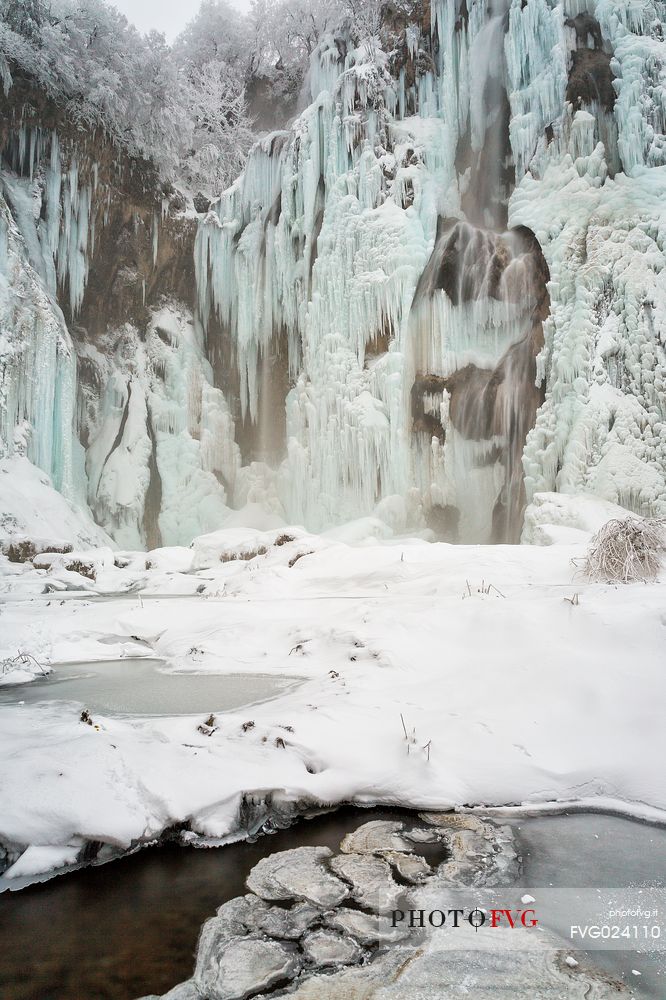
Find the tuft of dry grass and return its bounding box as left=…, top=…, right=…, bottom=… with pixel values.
left=582, top=517, right=666, bottom=584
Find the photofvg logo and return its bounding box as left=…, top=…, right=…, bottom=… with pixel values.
left=392, top=906, right=538, bottom=931
left=368, top=888, right=666, bottom=953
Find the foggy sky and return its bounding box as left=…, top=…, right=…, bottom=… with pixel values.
left=110, top=0, right=250, bottom=42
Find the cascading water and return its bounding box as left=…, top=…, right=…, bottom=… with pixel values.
left=162, top=0, right=666, bottom=539
left=410, top=220, right=549, bottom=542
left=189, top=3, right=486, bottom=537
left=462, top=0, right=514, bottom=230
left=407, top=0, right=552, bottom=543
left=194, top=0, right=554, bottom=542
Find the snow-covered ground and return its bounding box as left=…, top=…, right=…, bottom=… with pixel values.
left=0, top=493, right=664, bottom=883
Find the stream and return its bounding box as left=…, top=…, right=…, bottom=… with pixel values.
left=0, top=808, right=664, bottom=1000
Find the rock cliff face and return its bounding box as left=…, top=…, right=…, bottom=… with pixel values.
left=2, top=0, right=666, bottom=547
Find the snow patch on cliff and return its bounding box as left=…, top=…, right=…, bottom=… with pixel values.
left=82, top=303, right=241, bottom=548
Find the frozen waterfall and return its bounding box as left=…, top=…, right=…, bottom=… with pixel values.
left=195, top=0, right=551, bottom=539
left=195, top=0, right=666, bottom=539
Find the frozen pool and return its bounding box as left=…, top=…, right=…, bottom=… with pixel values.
left=510, top=812, right=666, bottom=998
left=0, top=658, right=301, bottom=716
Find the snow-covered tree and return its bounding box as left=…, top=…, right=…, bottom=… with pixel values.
left=249, top=0, right=342, bottom=71
left=180, top=60, right=255, bottom=193
left=344, top=0, right=383, bottom=45
left=2, top=0, right=45, bottom=37
left=173, top=0, right=249, bottom=72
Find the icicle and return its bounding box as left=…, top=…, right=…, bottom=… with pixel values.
left=152, top=210, right=159, bottom=269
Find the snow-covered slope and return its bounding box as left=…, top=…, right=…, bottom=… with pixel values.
left=0, top=455, right=111, bottom=552
left=0, top=521, right=664, bottom=881
left=81, top=304, right=240, bottom=549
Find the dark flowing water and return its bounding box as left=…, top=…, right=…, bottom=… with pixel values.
left=0, top=807, right=427, bottom=1000
left=1, top=809, right=664, bottom=1000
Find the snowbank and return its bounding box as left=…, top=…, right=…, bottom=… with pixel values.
left=522, top=491, right=638, bottom=544
left=0, top=523, right=663, bottom=881
left=0, top=456, right=112, bottom=554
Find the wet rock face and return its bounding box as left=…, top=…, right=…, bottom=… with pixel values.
left=410, top=221, right=550, bottom=543
left=413, top=220, right=536, bottom=307
left=0, top=83, right=188, bottom=337
left=78, top=200, right=197, bottom=338
left=413, top=221, right=548, bottom=325
left=566, top=48, right=616, bottom=113
left=563, top=12, right=619, bottom=175
left=565, top=13, right=603, bottom=50
left=148, top=811, right=631, bottom=1000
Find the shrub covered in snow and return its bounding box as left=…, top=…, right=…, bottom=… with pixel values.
left=0, top=652, right=49, bottom=686
left=583, top=517, right=666, bottom=584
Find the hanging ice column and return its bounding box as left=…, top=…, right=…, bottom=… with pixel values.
left=0, top=124, right=106, bottom=499
left=0, top=191, right=79, bottom=498
left=195, top=34, right=443, bottom=529
left=1, top=127, right=96, bottom=317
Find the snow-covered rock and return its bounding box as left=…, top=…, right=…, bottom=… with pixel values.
left=329, top=852, right=403, bottom=912
left=193, top=932, right=300, bottom=1000
left=382, top=851, right=431, bottom=884
left=3, top=843, right=80, bottom=878
left=0, top=456, right=112, bottom=553
left=245, top=846, right=349, bottom=908
left=522, top=491, right=641, bottom=545
left=325, top=907, right=410, bottom=946
left=301, top=930, right=363, bottom=967
left=144, top=812, right=632, bottom=1000
left=340, top=819, right=414, bottom=855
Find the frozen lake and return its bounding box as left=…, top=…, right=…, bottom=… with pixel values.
left=0, top=659, right=301, bottom=716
